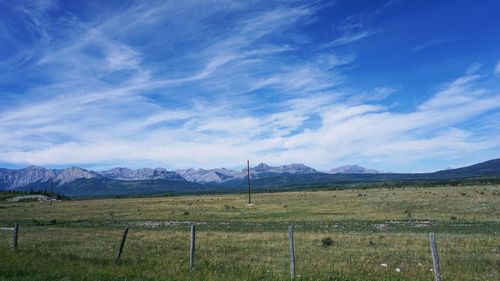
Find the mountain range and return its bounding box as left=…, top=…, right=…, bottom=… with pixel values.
left=0, top=163, right=320, bottom=190
left=1, top=159, right=499, bottom=197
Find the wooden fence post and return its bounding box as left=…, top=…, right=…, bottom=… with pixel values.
left=429, top=233, right=442, bottom=281
left=190, top=224, right=196, bottom=271
left=288, top=225, right=296, bottom=279
left=11, top=224, right=18, bottom=251
left=116, top=227, right=129, bottom=261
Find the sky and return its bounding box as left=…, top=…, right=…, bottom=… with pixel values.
left=0, top=0, right=499, bottom=172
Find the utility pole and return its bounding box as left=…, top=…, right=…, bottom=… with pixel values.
left=247, top=159, right=251, bottom=205
left=50, top=181, right=53, bottom=206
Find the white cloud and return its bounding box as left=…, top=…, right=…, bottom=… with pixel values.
left=320, top=30, right=380, bottom=49
left=2, top=70, right=498, bottom=171
left=495, top=60, right=500, bottom=74
left=413, top=39, right=453, bottom=53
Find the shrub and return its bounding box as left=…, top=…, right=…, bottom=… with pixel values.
left=321, top=237, right=333, bottom=247
left=369, top=239, right=376, bottom=247
left=404, top=210, right=412, bottom=218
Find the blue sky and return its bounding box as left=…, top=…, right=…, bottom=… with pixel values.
left=0, top=0, right=499, bottom=172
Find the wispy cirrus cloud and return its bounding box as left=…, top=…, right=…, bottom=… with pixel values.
left=412, top=39, right=454, bottom=53
left=1, top=66, right=498, bottom=171
left=320, top=29, right=381, bottom=49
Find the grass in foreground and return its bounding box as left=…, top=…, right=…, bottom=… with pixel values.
left=0, top=185, right=499, bottom=280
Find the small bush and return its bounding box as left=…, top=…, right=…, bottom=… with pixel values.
left=404, top=210, right=412, bottom=218
left=369, top=240, right=376, bottom=247
left=321, top=237, right=333, bottom=247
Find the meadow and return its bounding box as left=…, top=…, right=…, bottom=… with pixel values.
left=0, top=185, right=499, bottom=281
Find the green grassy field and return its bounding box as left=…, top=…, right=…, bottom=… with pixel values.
left=0, top=185, right=499, bottom=280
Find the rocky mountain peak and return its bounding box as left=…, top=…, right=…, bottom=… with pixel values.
left=327, top=164, right=379, bottom=174
left=55, top=166, right=99, bottom=185
left=100, top=167, right=184, bottom=181
left=282, top=163, right=317, bottom=173
left=255, top=163, right=270, bottom=169
left=176, top=167, right=241, bottom=184
left=248, top=163, right=317, bottom=175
